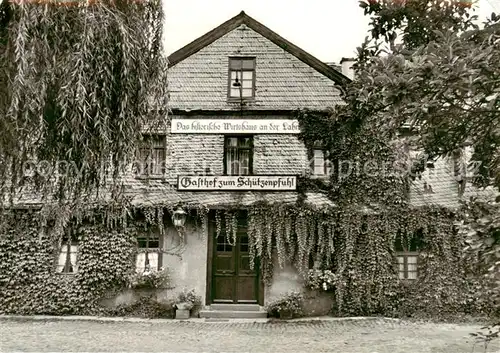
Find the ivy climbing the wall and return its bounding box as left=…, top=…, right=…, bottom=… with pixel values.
left=210, top=203, right=495, bottom=319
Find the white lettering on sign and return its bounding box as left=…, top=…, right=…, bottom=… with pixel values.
left=171, top=119, right=300, bottom=134
left=177, top=176, right=297, bottom=191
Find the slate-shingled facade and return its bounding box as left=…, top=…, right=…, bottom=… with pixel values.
left=152, top=11, right=349, bottom=308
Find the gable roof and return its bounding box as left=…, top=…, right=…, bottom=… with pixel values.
left=167, top=11, right=351, bottom=87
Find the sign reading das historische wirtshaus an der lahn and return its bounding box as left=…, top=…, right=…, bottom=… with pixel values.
left=171, top=119, right=300, bottom=134
left=177, top=176, right=297, bottom=191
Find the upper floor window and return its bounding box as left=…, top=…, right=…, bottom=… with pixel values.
left=225, top=136, right=253, bottom=175
left=394, top=230, right=424, bottom=280
left=311, top=149, right=332, bottom=176
left=228, top=57, right=256, bottom=100
left=136, top=134, right=166, bottom=177
left=56, top=230, right=78, bottom=274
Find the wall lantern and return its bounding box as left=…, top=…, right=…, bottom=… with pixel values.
left=172, top=206, right=187, bottom=228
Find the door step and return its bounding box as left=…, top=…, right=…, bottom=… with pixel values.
left=210, top=303, right=261, bottom=311
left=199, top=310, right=267, bottom=319
left=200, top=304, right=267, bottom=319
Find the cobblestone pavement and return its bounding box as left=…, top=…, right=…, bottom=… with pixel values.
left=0, top=317, right=499, bottom=352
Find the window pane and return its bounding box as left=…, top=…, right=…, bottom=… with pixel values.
left=396, top=256, right=405, bottom=276
left=137, top=237, right=148, bottom=248
left=314, top=166, right=324, bottom=175
left=57, top=250, right=67, bottom=272
left=407, top=271, right=417, bottom=280
left=240, top=236, right=249, bottom=252
left=230, top=161, right=240, bottom=175
left=241, top=88, right=253, bottom=97
left=146, top=252, right=159, bottom=271
left=242, top=59, right=254, bottom=69
left=242, top=80, right=253, bottom=89
left=230, top=88, right=240, bottom=97
left=239, top=150, right=250, bottom=175
left=239, top=137, right=252, bottom=147
left=227, top=149, right=238, bottom=175
left=229, top=59, right=243, bottom=70
left=408, top=256, right=418, bottom=272
left=136, top=253, right=146, bottom=273
left=227, top=138, right=238, bottom=147
left=314, top=149, right=324, bottom=159
left=148, top=238, right=160, bottom=248
left=230, top=70, right=239, bottom=80
left=242, top=71, right=253, bottom=80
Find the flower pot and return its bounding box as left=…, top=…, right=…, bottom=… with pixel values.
left=175, top=308, right=190, bottom=319
left=279, top=310, right=293, bottom=320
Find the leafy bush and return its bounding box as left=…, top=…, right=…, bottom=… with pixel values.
left=266, top=291, right=304, bottom=318
left=305, top=269, right=337, bottom=291
left=109, top=297, right=175, bottom=319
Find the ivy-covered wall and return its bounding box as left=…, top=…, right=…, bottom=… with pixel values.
left=0, top=209, right=137, bottom=315
left=0, top=204, right=494, bottom=319
left=242, top=203, right=495, bottom=318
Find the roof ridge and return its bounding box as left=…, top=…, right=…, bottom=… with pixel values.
left=167, top=11, right=351, bottom=86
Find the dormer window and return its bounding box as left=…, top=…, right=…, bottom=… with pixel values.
left=228, top=57, right=255, bottom=100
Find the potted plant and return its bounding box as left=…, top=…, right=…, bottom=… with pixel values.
left=174, top=289, right=202, bottom=319
left=265, top=291, right=304, bottom=320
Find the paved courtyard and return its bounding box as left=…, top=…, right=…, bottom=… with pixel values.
left=0, top=317, right=499, bottom=352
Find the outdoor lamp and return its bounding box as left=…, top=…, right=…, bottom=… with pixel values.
left=172, top=206, right=187, bottom=228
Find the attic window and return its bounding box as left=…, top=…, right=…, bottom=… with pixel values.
left=228, top=57, right=255, bottom=100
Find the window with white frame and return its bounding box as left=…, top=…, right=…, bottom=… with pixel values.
left=228, top=57, right=256, bottom=99
left=136, top=134, right=166, bottom=176
left=136, top=234, right=161, bottom=273
left=56, top=230, right=78, bottom=274
left=394, top=230, right=424, bottom=280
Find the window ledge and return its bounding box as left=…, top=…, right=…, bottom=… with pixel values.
left=395, top=252, right=420, bottom=256
left=227, top=97, right=255, bottom=103
left=310, top=175, right=330, bottom=180
left=398, top=278, right=418, bottom=284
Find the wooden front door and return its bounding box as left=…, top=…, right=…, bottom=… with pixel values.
left=210, top=213, right=260, bottom=304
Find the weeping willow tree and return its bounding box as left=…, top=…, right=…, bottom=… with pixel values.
left=0, top=0, right=168, bottom=206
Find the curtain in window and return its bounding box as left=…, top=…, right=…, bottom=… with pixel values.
left=239, top=150, right=250, bottom=175
left=137, top=136, right=166, bottom=175
left=57, top=244, right=78, bottom=273
left=135, top=252, right=159, bottom=273
left=226, top=137, right=251, bottom=175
